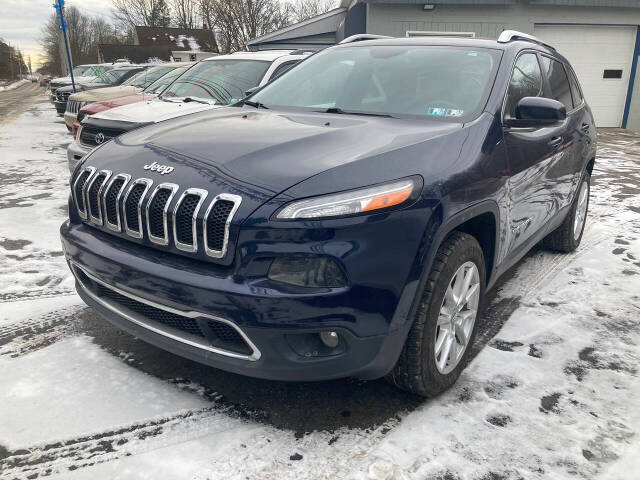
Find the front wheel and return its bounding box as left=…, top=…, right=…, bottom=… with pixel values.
left=544, top=172, right=590, bottom=253
left=386, top=231, right=485, bottom=397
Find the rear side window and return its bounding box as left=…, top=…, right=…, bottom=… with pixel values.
left=540, top=56, right=573, bottom=110
left=505, top=53, right=543, bottom=118
left=270, top=61, right=299, bottom=80
left=567, top=68, right=583, bottom=108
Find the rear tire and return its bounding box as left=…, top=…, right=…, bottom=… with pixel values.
left=544, top=172, right=590, bottom=253
left=386, top=231, right=485, bottom=397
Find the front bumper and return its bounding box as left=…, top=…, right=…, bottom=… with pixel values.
left=54, top=100, right=67, bottom=116
left=64, top=112, right=77, bottom=130
left=67, top=140, right=90, bottom=174
left=60, top=220, right=413, bottom=381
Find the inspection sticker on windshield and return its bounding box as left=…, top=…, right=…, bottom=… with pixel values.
left=426, top=107, right=446, bottom=117
left=446, top=109, right=464, bottom=117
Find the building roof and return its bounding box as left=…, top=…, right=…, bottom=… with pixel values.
left=247, top=8, right=347, bottom=48
left=134, top=26, right=218, bottom=52
left=98, top=44, right=175, bottom=63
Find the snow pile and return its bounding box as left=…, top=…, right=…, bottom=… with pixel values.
left=0, top=79, right=30, bottom=92
left=176, top=35, right=201, bottom=52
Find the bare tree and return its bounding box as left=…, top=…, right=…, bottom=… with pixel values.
left=287, top=0, right=335, bottom=24
left=112, top=0, right=172, bottom=29
left=200, top=0, right=290, bottom=53
left=170, top=0, right=200, bottom=28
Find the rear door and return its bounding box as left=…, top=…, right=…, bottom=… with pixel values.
left=502, top=51, right=571, bottom=254
left=538, top=55, right=582, bottom=213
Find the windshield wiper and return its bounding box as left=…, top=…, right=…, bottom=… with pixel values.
left=184, top=96, right=215, bottom=105
left=321, top=107, right=394, bottom=118
left=243, top=100, right=269, bottom=109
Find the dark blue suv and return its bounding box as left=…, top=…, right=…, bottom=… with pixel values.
left=60, top=31, right=596, bottom=396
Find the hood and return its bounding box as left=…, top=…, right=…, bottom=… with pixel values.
left=82, top=93, right=153, bottom=115
left=69, top=86, right=141, bottom=103
left=97, top=108, right=462, bottom=195
left=92, top=98, right=215, bottom=124
left=51, top=75, right=98, bottom=86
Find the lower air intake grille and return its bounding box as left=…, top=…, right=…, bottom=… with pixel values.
left=206, top=320, right=252, bottom=355
left=95, top=284, right=205, bottom=338
left=206, top=200, right=234, bottom=252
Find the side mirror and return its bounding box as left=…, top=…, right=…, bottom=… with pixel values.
left=506, top=97, right=566, bottom=127
left=244, top=86, right=260, bottom=98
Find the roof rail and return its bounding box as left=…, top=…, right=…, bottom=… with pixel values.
left=497, top=30, right=555, bottom=50
left=339, top=34, right=392, bottom=44
left=289, top=49, right=315, bottom=55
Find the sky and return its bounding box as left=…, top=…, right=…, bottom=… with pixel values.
left=0, top=0, right=114, bottom=69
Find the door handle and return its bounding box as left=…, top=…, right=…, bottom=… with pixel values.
left=581, top=123, right=590, bottom=133
left=549, top=137, right=563, bottom=150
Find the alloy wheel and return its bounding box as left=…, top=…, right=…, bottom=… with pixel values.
left=434, top=261, right=480, bottom=374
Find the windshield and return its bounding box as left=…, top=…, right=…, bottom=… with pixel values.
left=143, top=66, right=188, bottom=94
left=123, top=66, right=173, bottom=88
left=72, top=66, right=91, bottom=77
left=160, top=59, right=270, bottom=104
left=251, top=46, right=501, bottom=120
left=94, top=68, right=135, bottom=85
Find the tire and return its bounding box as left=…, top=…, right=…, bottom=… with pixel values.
left=386, top=231, right=486, bottom=397
left=543, top=172, right=590, bottom=253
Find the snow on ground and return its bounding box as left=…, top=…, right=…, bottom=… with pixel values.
left=0, top=96, right=638, bottom=480
left=0, top=79, right=30, bottom=92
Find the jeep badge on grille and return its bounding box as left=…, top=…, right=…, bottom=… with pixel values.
left=143, top=161, right=175, bottom=175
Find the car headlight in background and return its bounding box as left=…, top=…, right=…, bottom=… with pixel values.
left=276, top=177, right=419, bottom=220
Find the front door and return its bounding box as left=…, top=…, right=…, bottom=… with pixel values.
left=502, top=51, right=574, bottom=255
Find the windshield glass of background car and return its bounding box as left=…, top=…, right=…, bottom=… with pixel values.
left=160, top=60, right=270, bottom=104
left=143, top=67, right=188, bottom=94
left=123, top=66, right=172, bottom=88
left=72, top=66, right=90, bottom=77
left=251, top=46, right=500, bottom=120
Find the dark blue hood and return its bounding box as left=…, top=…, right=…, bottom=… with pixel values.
left=107, top=107, right=462, bottom=195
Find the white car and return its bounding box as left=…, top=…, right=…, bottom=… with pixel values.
left=67, top=50, right=310, bottom=173
left=49, top=64, right=119, bottom=98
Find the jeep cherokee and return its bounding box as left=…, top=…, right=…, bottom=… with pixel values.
left=60, top=32, right=596, bottom=396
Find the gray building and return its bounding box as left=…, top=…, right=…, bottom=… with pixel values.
left=248, top=0, right=640, bottom=129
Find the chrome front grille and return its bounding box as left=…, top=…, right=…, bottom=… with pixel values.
left=72, top=166, right=241, bottom=259
left=66, top=100, right=86, bottom=114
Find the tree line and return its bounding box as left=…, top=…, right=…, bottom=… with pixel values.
left=0, top=39, right=29, bottom=80
left=40, top=0, right=334, bottom=75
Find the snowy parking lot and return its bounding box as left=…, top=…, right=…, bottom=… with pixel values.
left=1, top=87, right=639, bottom=480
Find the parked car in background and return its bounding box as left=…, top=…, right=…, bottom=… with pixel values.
left=54, top=66, right=146, bottom=120
left=71, top=64, right=193, bottom=139
left=61, top=32, right=596, bottom=396
left=39, top=76, right=51, bottom=87
left=63, top=64, right=191, bottom=131
left=67, top=50, right=309, bottom=172
left=49, top=64, right=115, bottom=98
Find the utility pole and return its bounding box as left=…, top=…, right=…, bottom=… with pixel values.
left=53, top=0, right=76, bottom=92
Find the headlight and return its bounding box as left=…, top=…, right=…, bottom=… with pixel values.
left=276, top=177, right=419, bottom=220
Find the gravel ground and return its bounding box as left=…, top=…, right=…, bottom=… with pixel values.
left=0, top=91, right=638, bottom=480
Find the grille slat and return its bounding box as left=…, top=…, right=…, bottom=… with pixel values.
left=123, top=179, right=152, bottom=238
left=87, top=171, right=110, bottom=223
left=103, top=175, right=130, bottom=231
left=173, top=189, right=207, bottom=252
left=73, top=168, right=94, bottom=218
left=146, top=184, right=178, bottom=245
left=204, top=194, right=241, bottom=258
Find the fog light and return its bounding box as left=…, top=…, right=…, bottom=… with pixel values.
left=320, top=331, right=339, bottom=348
left=268, top=256, right=347, bottom=288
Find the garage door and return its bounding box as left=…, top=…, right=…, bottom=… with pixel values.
left=534, top=25, right=637, bottom=127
